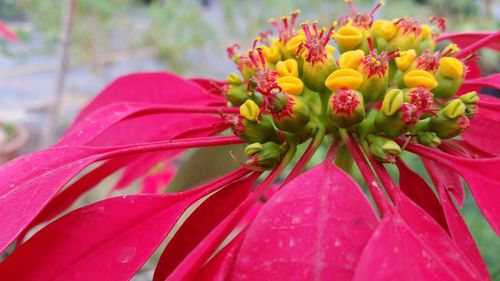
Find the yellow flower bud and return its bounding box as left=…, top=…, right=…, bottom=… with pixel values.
left=261, top=45, right=281, bottom=64
left=285, top=34, right=306, bottom=57
left=443, top=99, right=466, bottom=119
left=439, top=57, right=464, bottom=79
left=372, top=20, right=397, bottom=41
left=381, top=89, right=404, bottom=116
left=338, top=50, right=365, bottom=69
left=276, top=59, right=299, bottom=77
left=240, top=100, right=261, bottom=121
left=395, top=49, right=416, bottom=72
left=276, top=76, right=304, bottom=96
left=403, top=70, right=438, bottom=89
left=420, top=24, right=432, bottom=39
left=334, top=25, right=363, bottom=50
left=325, top=68, right=363, bottom=90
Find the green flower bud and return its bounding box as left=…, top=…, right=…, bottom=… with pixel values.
left=460, top=91, right=479, bottom=104
left=327, top=89, right=365, bottom=128
left=375, top=101, right=420, bottom=138
left=433, top=57, right=464, bottom=99
left=381, top=89, right=404, bottom=116
left=272, top=95, right=311, bottom=133
left=244, top=142, right=263, bottom=156
left=302, top=59, right=338, bottom=92
left=232, top=115, right=281, bottom=144
left=358, top=74, right=389, bottom=103
left=227, top=84, right=249, bottom=106
left=245, top=142, right=283, bottom=170
left=226, top=72, right=243, bottom=85
left=428, top=99, right=470, bottom=139
left=417, top=131, right=441, bottom=148
left=367, top=135, right=401, bottom=163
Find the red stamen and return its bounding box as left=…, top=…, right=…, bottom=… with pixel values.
left=367, top=36, right=374, bottom=52
left=369, top=0, right=384, bottom=16
left=346, top=0, right=358, bottom=14
left=430, top=16, right=446, bottom=32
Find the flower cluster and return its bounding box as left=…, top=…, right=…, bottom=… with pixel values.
left=224, top=3, right=478, bottom=168
left=0, top=1, right=499, bottom=280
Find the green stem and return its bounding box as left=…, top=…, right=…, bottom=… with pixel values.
left=280, top=125, right=326, bottom=187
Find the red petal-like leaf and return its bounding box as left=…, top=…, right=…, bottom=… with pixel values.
left=407, top=142, right=500, bottom=235
left=352, top=212, right=482, bottom=281
left=396, top=158, right=448, bottom=231
left=193, top=229, right=247, bottom=281
left=0, top=189, right=216, bottom=281
left=422, top=158, right=465, bottom=206
left=0, top=136, right=243, bottom=252
left=438, top=186, right=490, bottom=280
left=229, top=162, right=379, bottom=281
left=357, top=160, right=483, bottom=280
left=141, top=162, right=176, bottom=193
left=463, top=73, right=500, bottom=90
left=462, top=106, right=500, bottom=155
left=60, top=102, right=225, bottom=146
left=0, top=20, right=17, bottom=42
left=69, top=72, right=225, bottom=131
left=189, top=78, right=226, bottom=98
left=112, top=122, right=220, bottom=191
left=438, top=31, right=500, bottom=51
left=17, top=156, right=131, bottom=243
left=153, top=173, right=258, bottom=281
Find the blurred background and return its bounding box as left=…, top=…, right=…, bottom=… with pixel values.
left=0, top=0, right=499, bottom=279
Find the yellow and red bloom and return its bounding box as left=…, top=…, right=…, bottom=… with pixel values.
left=0, top=2, right=499, bottom=281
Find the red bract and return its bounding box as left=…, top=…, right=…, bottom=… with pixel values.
left=0, top=20, right=17, bottom=42
left=1, top=5, right=500, bottom=281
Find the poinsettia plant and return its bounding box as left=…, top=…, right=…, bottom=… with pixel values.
left=0, top=1, right=499, bottom=280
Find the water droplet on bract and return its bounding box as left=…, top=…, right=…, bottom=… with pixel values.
left=117, top=246, right=136, bottom=263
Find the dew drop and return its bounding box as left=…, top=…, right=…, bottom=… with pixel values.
left=117, top=246, right=137, bottom=263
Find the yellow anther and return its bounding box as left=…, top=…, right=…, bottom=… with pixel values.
left=403, top=70, right=438, bottom=89
left=443, top=99, right=466, bottom=119
left=372, top=20, right=397, bottom=41
left=338, top=50, right=365, bottom=69
left=381, top=89, right=404, bottom=116
left=240, top=100, right=261, bottom=121
left=334, top=25, right=363, bottom=49
left=276, top=59, right=299, bottom=77
left=325, top=68, right=363, bottom=90
left=285, top=34, right=306, bottom=56
left=439, top=57, right=464, bottom=79
left=261, top=45, right=280, bottom=64
left=277, top=76, right=304, bottom=96
left=420, top=24, right=432, bottom=38
left=395, top=49, right=416, bottom=71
